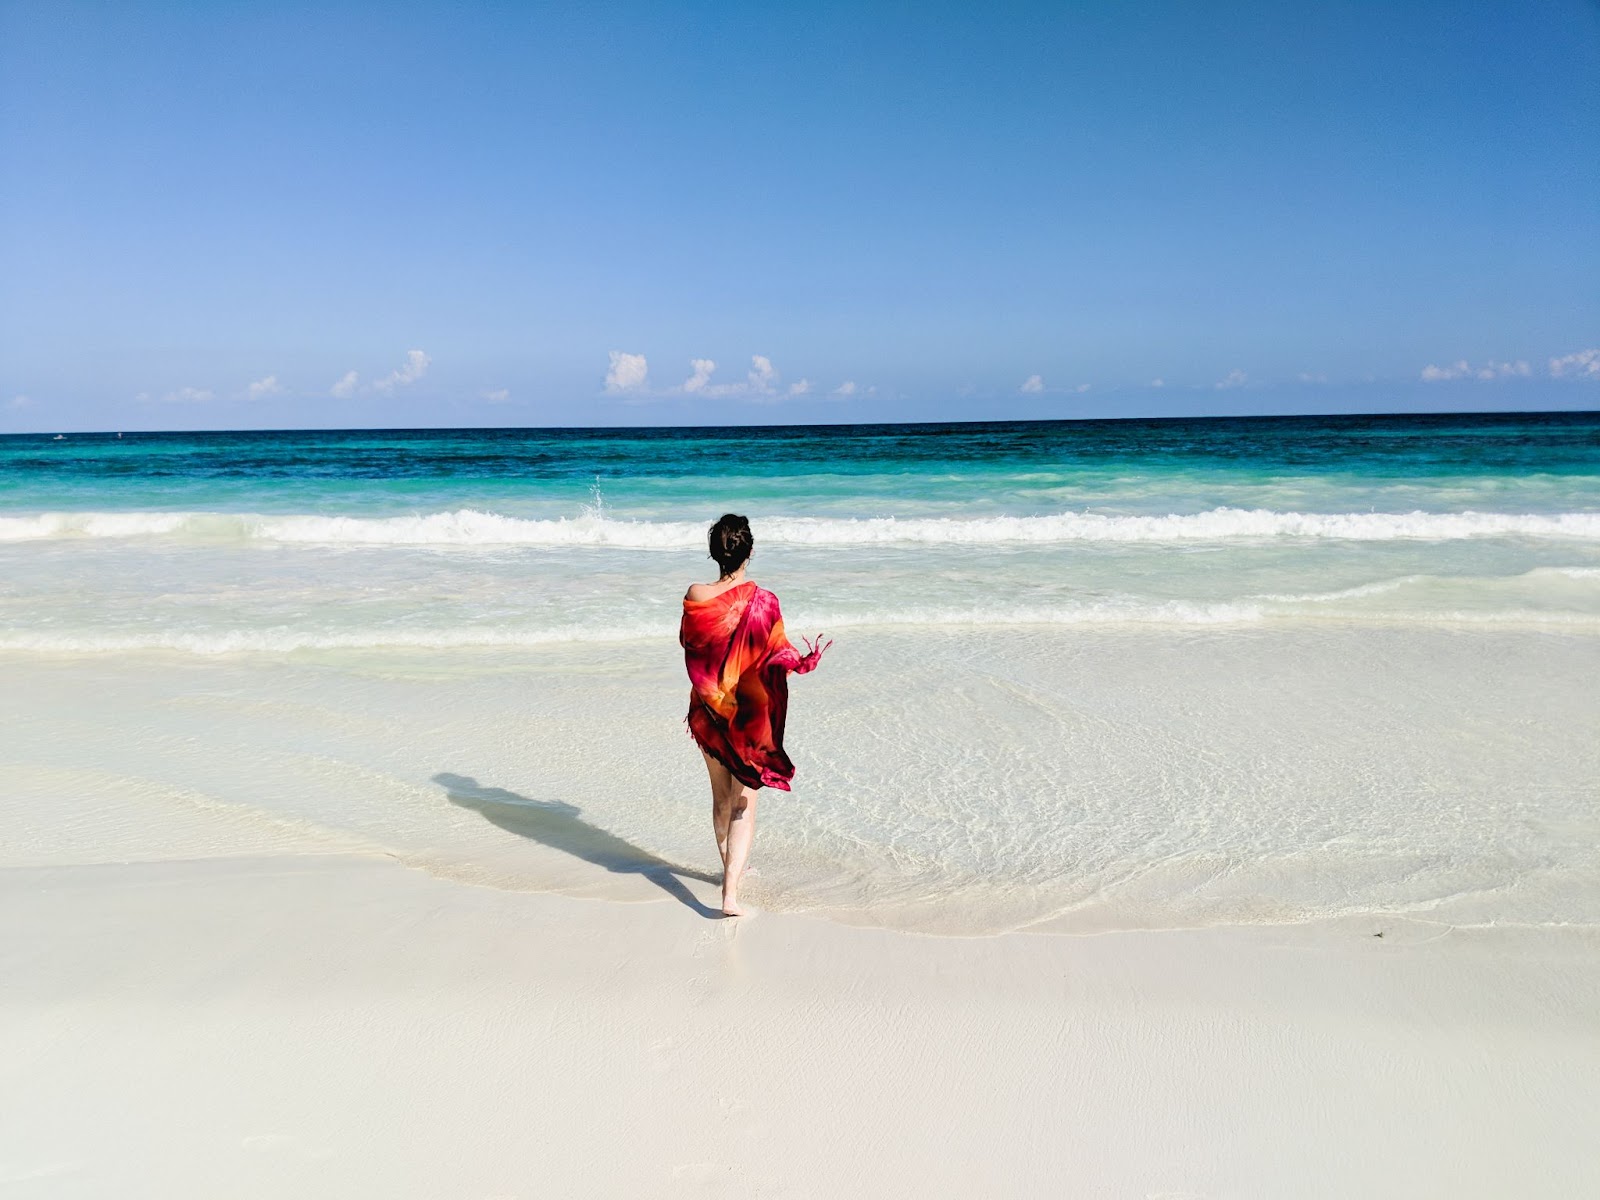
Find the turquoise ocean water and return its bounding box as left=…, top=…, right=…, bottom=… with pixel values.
left=3, top=412, right=1598, bottom=933
left=3, top=411, right=1600, bottom=650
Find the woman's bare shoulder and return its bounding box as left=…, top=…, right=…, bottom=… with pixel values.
left=685, top=579, right=757, bottom=602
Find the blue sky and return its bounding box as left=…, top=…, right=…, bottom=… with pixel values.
left=2, top=0, right=1597, bottom=431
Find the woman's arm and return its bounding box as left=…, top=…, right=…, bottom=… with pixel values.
left=760, top=590, right=832, bottom=674
left=770, top=631, right=832, bottom=674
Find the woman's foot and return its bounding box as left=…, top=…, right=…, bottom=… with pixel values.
left=721, top=891, right=745, bottom=917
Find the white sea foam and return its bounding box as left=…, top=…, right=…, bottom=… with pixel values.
left=4, top=506, right=1600, bottom=547
left=0, top=511, right=199, bottom=540
left=0, top=624, right=676, bottom=656
left=1253, top=566, right=1600, bottom=607
left=5, top=599, right=1598, bottom=657
left=1250, top=577, right=1423, bottom=604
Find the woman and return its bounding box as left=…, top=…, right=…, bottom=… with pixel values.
left=680, top=513, right=830, bottom=916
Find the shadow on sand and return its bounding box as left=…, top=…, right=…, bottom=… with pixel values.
left=433, top=772, right=722, bottom=919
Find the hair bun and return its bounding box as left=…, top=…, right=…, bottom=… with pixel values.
left=708, top=513, right=753, bottom=574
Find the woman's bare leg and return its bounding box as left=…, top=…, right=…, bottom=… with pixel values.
left=702, top=750, right=735, bottom=868
left=721, top=787, right=759, bottom=917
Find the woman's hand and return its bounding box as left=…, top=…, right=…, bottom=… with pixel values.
left=797, top=633, right=833, bottom=673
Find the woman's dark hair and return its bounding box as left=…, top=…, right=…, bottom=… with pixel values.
left=709, top=513, right=753, bottom=575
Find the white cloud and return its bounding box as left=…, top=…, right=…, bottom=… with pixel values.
left=330, top=370, right=360, bottom=398
left=373, top=349, right=431, bottom=393
left=482, top=388, right=510, bottom=403
left=691, top=355, right=785, bottom=399
left=604, top=350, right=649, bottom=393
left=747, top=355, right=777, bottom=394
left=682, top=358, right=716, bottom=393
left=1020, top=374, right=1044, bottom=394
left=9, top=394, right=32, bottom=409
left=161, top=386, right=213, bottom=404
left=1298, top=372, right=1328, bottom=384
left=833, top=380, right=857, bottom=397
left=788, top=378, right=811, bottom=396
left=729, top=355, right=780, bottom=404
left=1214, top=369, right=1248, bottom=390
left=1150, top=378, right=1164, bottom=388
left=1073, top=382, right=1091, bottom=394
left=246, top=374, right=283, bottom=399
left=1476, top=360, right=1530, bottom=380
left=1550, top=348, right=1600, bottom=379
left=1422, top=358, right=1531, bottom=382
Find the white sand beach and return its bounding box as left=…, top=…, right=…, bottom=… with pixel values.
left=3, top=853, right=1597, bottom=1198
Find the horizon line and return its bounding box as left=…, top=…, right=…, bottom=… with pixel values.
left=3, top=405, right=1598, bottom=441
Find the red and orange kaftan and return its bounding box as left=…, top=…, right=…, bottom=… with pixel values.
left=680, top=581, right=824, bottom=791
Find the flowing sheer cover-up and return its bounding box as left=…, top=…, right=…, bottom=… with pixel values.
left=681, top=582, right=822, bottom=791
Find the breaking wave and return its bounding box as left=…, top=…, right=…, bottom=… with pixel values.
left=4, top=506, right=1600, bottom=547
